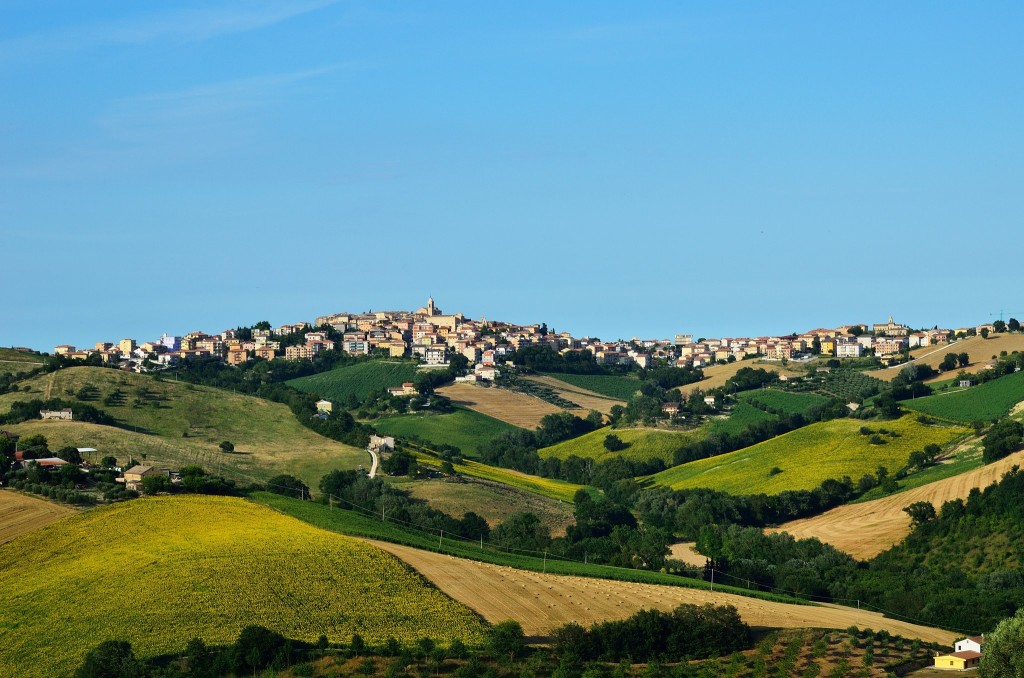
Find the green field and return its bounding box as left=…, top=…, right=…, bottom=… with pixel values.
left=708, top=402, right=778, bottom=436
left=413, top=453, right=588, bottom=503
left=649, top=416, right=969, bottom=495
left=542, top=372, right=642, bottom=400
left=0, top=348, right=44, bottom=376
left=738, top=389, right=829, bottom=416
left=373, top=406, right=520, bottom=457
left=902, top=370, right=1024, bottom=423
left=287, top=360, right=420, bottom=403
left=0, top=367, right=367, bottom=486
left=539, top=426, right=703, bottom=464
left=0, top=495, right=487, bottom=677
left=255, top=492, right=807, bottom=606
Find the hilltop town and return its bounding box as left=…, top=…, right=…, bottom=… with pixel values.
left=46, top=297, right=1004, bottom=378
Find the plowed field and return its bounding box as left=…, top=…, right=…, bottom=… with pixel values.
left=0, top=491, right=75, bottom=545
left=522, top=375, right=626, bottom=415
left=772, top=449, right=1024, bottom=560
left=437, top=383, right=562, bottom=429
left=367, top=540, right=956, bottom=645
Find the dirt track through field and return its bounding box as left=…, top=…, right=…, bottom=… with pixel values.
left=771, top=449, right=1024, bottom=560
left=0, top=490, right=76, bottom=546
left=366, top=540, right=956, bottom=645
left=437, top=383, right=562, bottom=429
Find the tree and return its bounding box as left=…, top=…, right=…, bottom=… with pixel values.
left=100, top=455, right=118, bottom=468
left=56, top=446, right=83, bottom=463
left=981, top=327, right=990, bottom=338
left=603, top=434, right=626, bottom=452
left=957, top=352, right=970, bottom=368
left=993, top=320, right=1007, bottom=333
left=903, top=501, right=936, bottom=527
left=489, top=620, right=526, bottom=661
left=1009, top=318, right=1021, bottom=332
left=266, top=474, right=310, bottom=499
left=982, top=420, right=1024, bottom=464
left=74, top=640, right=144, bottom=678
left=219, top=440, right=234, bottom=453
left=940, top=353, right=959, bottom=371
left=980, top=607, right=1024, bottom=677
left=234, top=625, right=287, bottom=672
left=141, top=473, right=171, bottom=495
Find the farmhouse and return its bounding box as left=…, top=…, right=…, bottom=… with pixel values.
left=39, top=409, right=73, bottom=421
left=120, top=465, right=167, bottom=491
left=368, top=435, right=395, bottom=453
left=315, top=399, right=333, bottom=413
left=933, top=635, right=983, bottom=671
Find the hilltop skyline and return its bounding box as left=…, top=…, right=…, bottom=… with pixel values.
left=4, top=2, right=1022, bottom=351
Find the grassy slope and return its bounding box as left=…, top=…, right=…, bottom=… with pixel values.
left=541, top=372, right=642, bottom=400
left=287, top=361, right=420, bottom=402
left=412, top=453, right=588, bottom=503
left=0, top=348, right=44, bottom=375
left=255, top=492, right=806, bottom=605
left=0, top=367, right=366, bottom=486
left=372, top=406, right=520, bottom=457
left=0, top=495, right=487, bottom=677
left=649, top=416, right=969, bottom=495
left=901, top=370, right=1024, bottom=423
left=540, top=426, right=705, bottom=464
left=737, top=389, right=829, bottom=415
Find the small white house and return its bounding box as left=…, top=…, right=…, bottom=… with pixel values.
left=315, top=399, right=333, bottom=413
left=955, top=636, right=983, bottom=654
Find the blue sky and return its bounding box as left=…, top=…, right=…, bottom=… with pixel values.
left=3, top=2, right=1022, bottom=350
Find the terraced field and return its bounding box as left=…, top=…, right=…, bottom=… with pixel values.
left=649, top=416, right=969, bottom=495
left=287, top=360, right=420, bottom=403
left=901, top=370, right=1024, bottom=423
left=0, top=496, right=488, bottom=677
left=436, top=382, right=562, bottom=429
left=373, top=407, right=520, bottom=457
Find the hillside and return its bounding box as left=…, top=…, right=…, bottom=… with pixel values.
left=771, top=448, right=1024, bottom=560
left=902, top=370, right=1024, bottom=424
left=540, top=426, right=704, bottom=464
left=676, top=360, right=800, bottom=396
left=373, top=406, right=520, bottom=457
left=868, top=333, right=1024, bottom=382
left=737, top=389, right=829, bottom=415
left=286, top=360, right=420, bottom=403
left=0, top=495, right=487, bottom=677
left=0, top=490, right=75, bottom=546
left=537, top=372, right=641, bottom=401
left=436, top=382, right=563, bottom=429
left=0, top=347, right=44, bottom=376
left=523, top=374, right=627, bottom=414
left=649, top=416, right=969, bottom=495
left=0, top=367, right=367, bottom=486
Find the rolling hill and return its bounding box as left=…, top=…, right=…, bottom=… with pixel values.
left=649, top=416, right=969, bottom=495
left=0, top=495, right=487, bottom=677
left=0, top=347, right=45, bottom=376
left=901, top=369, right=1024, bottom=424
left=372, top=406, right=520, bottom=457
left=540, top=426, right=704, bottom=465
left=868, top=333, right=1024, bottom=382
left=286, top=360, right=420, bottom=403
left=0, top=367, right=367, bottom=486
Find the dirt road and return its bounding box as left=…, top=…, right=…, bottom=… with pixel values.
left=772, top=449, right=1024, bottom=560
left=366, top=539, right=956, bottom=645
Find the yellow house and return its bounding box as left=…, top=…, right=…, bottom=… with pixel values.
left=933, top=651, right=981, bottom=671
left=819, top=338, right=836, bottom=355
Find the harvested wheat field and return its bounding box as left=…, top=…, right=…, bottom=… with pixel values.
left=772, top=448, right=1024, bottom=560
left=367, top=540, right=956, bottom=645
left=0, top=490, right=76, bottom=546
left=677, top=361, right=800, bottom=397
left=669, top=541, right=708, bottom=568
left=437, top=383, right=562, bottom=429
left=522, top=375, right=626, bottom=415
left=869, top=333, right=1024, bottom=382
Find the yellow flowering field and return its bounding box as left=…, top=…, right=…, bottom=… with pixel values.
left=0, top=495, right=487, bottom=677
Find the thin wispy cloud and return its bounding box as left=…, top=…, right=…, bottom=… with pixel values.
left=1, top=63, right=354, bottom=179
left=0, top=0, right=340, bottom=62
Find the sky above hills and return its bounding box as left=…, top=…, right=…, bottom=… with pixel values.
left=3, top=2, right=1022, bottom=350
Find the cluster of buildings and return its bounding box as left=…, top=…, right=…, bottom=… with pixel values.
left=52, top=301, right=994, bottom=377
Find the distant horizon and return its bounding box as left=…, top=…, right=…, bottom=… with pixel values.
left=8, top=296, right=1010, bottom=355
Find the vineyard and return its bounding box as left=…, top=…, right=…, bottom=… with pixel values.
left=785, top=368, right=884, bottom=402
left=902, top=370, right=1024, bottom=423
left=0, top=495, right=487, bottom=677
left=649, top=416, right=969, bottom=495
left=497, top=371, right=579, bottom=408
left=540, top=372, right=642, bottom=401
left=287, top=360, right=420, bottom=403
